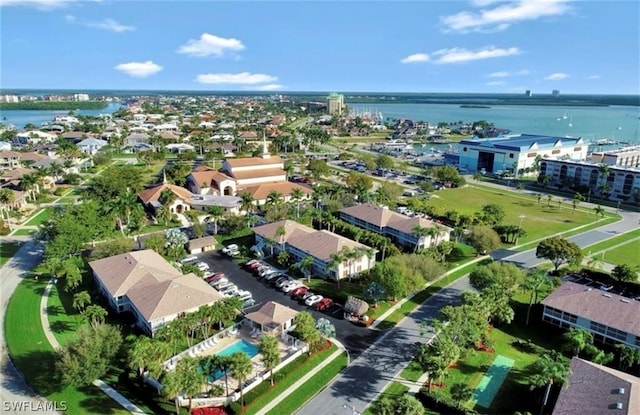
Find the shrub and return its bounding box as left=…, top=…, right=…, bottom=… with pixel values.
left=227, top=401, right=243, bottom=414
left=416, top=388, right=477, bottom=415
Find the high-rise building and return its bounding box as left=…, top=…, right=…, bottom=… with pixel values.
left=552, top=89, right=560, bottom=97
left=525, top=90, right=532, bottom=97
left=327, top=92, right=345, bottom=116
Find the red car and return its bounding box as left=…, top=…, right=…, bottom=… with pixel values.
left=290, top=286, right=309, bottom=299
left=315, top=297, right=334, bottom=311
left=204, top=272, right=225, bottom=283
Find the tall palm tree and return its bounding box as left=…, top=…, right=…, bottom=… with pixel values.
left=160, top=370, right=183, bottom=415
left=522, top=269, right=547, bottom=325
left=290, top=187, right=304, bottom=218
left=299, top=255, right=315, bottom=282
left=258, top=335, right=281, bottom=386
left=239, top=192, right=255, bottom=214
left=275, top=225, right=286, bottom=252
left=265, top=190, right=283, bottom=208
left=412, top=225, right=430, bottom=252
left=593, top=205, right=605, bottom=221
left=229, top=352, right=253, bottom=407
left=562, top=328, right=593, bottom=356
left=174, top=357, right=204, bottom=411
left=529, top=351, right=571, bottom=414
left=572, top=192, right=584, bottom=214
left=20, top=173, right=39, bottom=202
left=205, top=205, right=225, bottom=235
left=328, top=250, right=345, bottom=288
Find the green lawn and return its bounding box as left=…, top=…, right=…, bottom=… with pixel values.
left=47, top=281, right=83, bottom=346
left=427, top=184, right=614, bottom=244
left=23, top=207, right=54, bottom=226
left=583, top=228, right=640, bottom=252
left=1, top=241, right=21, bottom=266
left=12, top=229, right=37, bottom=236
left=598, top=240, right=640, bottom=268
left=265, top=352, right=348, bottom=415
left=243, top=344, right=339, bottom=415
left=57, top=197, right=77, bottom=204
left=5, top=278, right=130, bottom=415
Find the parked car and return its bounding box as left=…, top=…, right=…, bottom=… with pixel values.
left=209, top=278, right=229, bottom=288
left=305, top=295, right=324, bottom=307
left=263, top=271, right=284, bottom=281
left=235, top=290, right=253, bottom=301
left=258, top=266, right=278, bottom=278
left=243, top=298, right=256, bottom=308
left=222, top=244, right=240, bottom=256
left=195, top=262, right=210, bottom=271
left=315, top=297, right=334, bottom=311
left=244, top=259, right=261, bottom=268
left=290, top=286, right=309, bottom=299
left=180, top=255, right=198, bottom=264
left=204, top=272, right=225, bottom=283
left=282, top=281, right=304, bottom=293
left=301, top=291, right=316, bottom=302
left=272, top=276, right=293, bottom=288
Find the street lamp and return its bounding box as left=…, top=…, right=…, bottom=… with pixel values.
left=343, top=404, right=362, bottom=415
left=515, top=214, right=525, bottom=245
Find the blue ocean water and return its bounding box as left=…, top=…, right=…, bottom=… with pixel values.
left=350, top=103, right=640, bottom=144
left=0, top=102, right=122, bottom=129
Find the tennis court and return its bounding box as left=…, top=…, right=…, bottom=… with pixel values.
left=472, top=354, right=514, bottom=408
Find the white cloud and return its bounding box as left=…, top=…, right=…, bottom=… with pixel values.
left=400, top=53, right=429, bottom=64
left=65, top=15, right=135, bottom=32
left=441, top=0, right=572, bottom=33
left=487, top=71, right=510, bottom=78
left=195, top=72, right=277, bottom=85
left=0, top=0, right=75, bottom=9
left=485, top=81, right=507, bottom=86
left=178, top=33, right=245, bottom=58
left=114, top=61, right=163, bottom=78
left=251, top=84, right=285, bottom=91
left=586, top=74, right=601, bottom=80
left=432, top=46, right=520, bottom=64
left=544, top=72, right=569, bottom=80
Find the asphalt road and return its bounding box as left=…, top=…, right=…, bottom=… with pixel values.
left=0, top=239, right=59, bottom=415
left=296, top=277, right=471, bottom=415
left=198, top=253, right=382, bottom=359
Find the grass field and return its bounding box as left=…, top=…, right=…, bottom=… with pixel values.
left=427, top=184, right=614, bottom=244
left=582, top=229, right=640, bottom=268
left=47, top=281, right=83, bottom=346
left=12, top=229, right=37, bottom=236
left=23, top=207, right=54, bottom=226
left=56, top=197, right=77, bottom=204
left=5, top=278, right=130, bottom=415
left=264, top=352, right=348, bottom=415
left=1, top=241, right=21, bottom=266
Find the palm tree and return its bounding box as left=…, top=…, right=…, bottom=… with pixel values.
left=72, top=291, right=91, bottom=314
left=290, top=187, right=304, bottom=218
left=597, top=163, right=611, bottom=196
left=258, top=335, right=281, bottom=386
left=562, top=328, right=593, bottom=356
left=450, top=383, right=473, bottom=409
left=299, top=255, right=314, bottom=282
left=593, top=205, right=605, bottom=221
left=20, top=173, right=39, bottom=202
left=572, top=192, right=584, bottom=214
left=522, top=269, right=547, bottom=325
left=205, top=205, right=225, bottom=235
left=229, top=352, right=253, bottom=407
left=174, top=357, right=204, bottom=411
left=160, top=370, right=183, bottom=415
left=265, top=190, right=283, bottom=208
left=156, top=321, right=182, bottom=357
left=412, top=225, right=430, bottom=253
left=615, top=344, right=640, bottom=371
left=239, top=192, right=255, bottom=214
left=529, top=351, right=570, bottom=414
left=84, top=304, right=107, bottom=328
left=159, top=189, right=177, bottom=209
left=275, top=225, right=286, bottom=252
left=328, top=251, right=345, bottom=288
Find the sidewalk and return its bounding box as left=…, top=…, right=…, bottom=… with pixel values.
left=253, top=339, right=347, bottom=415
left=40, top=279, right=146, bottom=415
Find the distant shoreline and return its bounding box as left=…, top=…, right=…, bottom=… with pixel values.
left=0, top=101, right=108, bottom=111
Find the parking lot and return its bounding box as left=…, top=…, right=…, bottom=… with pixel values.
left=194, top=252, right=382, bottom=359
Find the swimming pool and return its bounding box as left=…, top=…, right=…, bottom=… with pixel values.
left=201, top=339, right=260, bottom=382
left=218, top=339, right=259, bottom=358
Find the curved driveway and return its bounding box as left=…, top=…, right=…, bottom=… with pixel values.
left=297, top=206, right=638, bottom=415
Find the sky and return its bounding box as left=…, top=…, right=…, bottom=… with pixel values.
left=1, top=0, right=639, bottom=94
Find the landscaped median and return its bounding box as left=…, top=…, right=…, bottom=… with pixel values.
left=5, top=278, right=131, bottom=415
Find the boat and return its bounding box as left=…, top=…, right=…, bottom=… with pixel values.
left=562, top=112, right=568, bottom=120
left=568, top=116, right=573, bottom=128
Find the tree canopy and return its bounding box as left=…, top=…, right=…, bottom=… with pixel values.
left=536, top=236, right=583, bottom=271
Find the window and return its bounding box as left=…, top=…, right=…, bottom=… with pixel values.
left=590, top=321, right=607, bottom=334
left=606, top=327, right=628, bottom=342
left=552, top=149, right=561, bottom=155
left=528, top=152, right=537, bottom=158
left=509, top=153, right=514, bottom=159
left=463, top=147, right=468, bottom=152
left=564, top=312, right=577, bottom=324
left=622, top=174, right=634, bottom=195
left=574, top=147, right=582, bottom=151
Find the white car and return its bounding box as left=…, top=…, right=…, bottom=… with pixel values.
left=305, top=295, right=324, bottom=307
left=209, top=277, right=229, bottom=288
left=180, top=255, right=198, bottom=263
left=222, top=244, right=240, bottom=256
left=259, top=267, right=278, bottom=278
left=195, top=262, right=210, bottom=271
left=282, top=281, right=304, bottom=293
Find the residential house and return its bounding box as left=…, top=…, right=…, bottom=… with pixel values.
left=186, top=139, right=311, bottom=205
left=77, top=138, right=108, bottom=155
left=457, top=133, right=588, bottom=175
left=253, top=220, right=376, bottom=280
left=541, top=282, right=640, bottom=349
left=137, top=180, right=194, bottom=215
left=89, top=250, right=223, bottom=336
left=0, top=151, right=21, bottom=170
left=13, top=130, right=57, bottom=146
left=339, top=204, right=452, bottom=251
left=551, top=357, right=639, bottom=415
left=188, top=194, right=241, bottom=214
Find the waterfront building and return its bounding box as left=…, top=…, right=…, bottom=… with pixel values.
left=539, top=158, right=640, bottom=202
left=591, top=145, right=640, bottom=168
left=457, top=133, right=588, bottom=175
left=252, top=220, right=376, bottom=280
left=73, top=93, right=90, bottom=101
left=186, top=138, right=311, bottom=205
left=89, top=250, right=223, bottom=336
left=339, top=203, right=452, bottom=251
left=541, top=282, right=640, bottom=350
left=327, top=92, right=345, bottom=116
